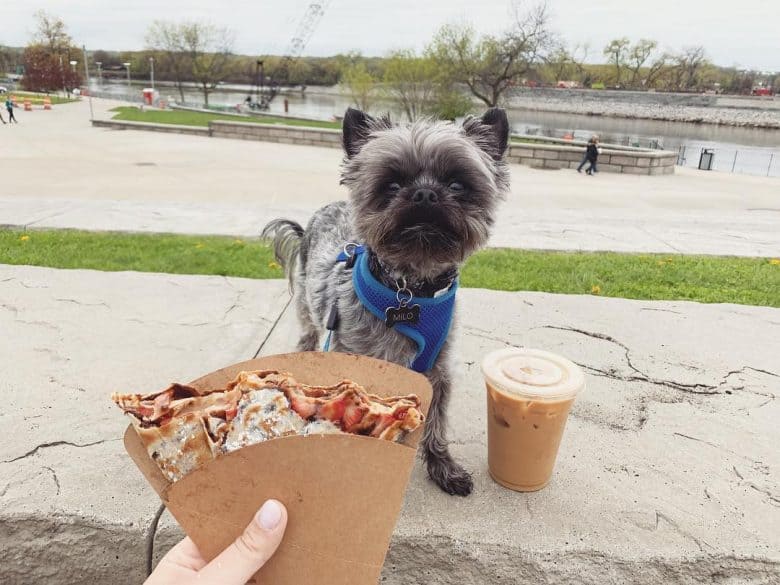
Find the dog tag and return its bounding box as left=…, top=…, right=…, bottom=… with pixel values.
left=385, top=303, right=421, bottom=328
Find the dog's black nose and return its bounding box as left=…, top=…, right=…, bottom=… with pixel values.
left=411, top=189, right=438, bottom=205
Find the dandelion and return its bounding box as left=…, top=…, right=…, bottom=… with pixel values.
left=234, top=239, right=244, bottom=245
left=268, top=261, right=281, bottom=270
left=770, top=259, right=780, bottom=266
left=591, top=285, right=601, bottom=295
left=195, top=243, right=205, bottom=249
left=19, top=235, right=30, bottom=242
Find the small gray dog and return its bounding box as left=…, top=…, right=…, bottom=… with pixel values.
left=263, top=107, right=510, bottom=496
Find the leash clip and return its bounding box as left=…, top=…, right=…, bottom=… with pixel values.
left=343, top=242, right=359, bottom=268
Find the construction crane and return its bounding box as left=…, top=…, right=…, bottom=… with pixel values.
left=247, top=1, right=331, bottom=110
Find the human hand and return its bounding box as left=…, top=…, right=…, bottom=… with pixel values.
left=145, top=499, right=288, bottom=585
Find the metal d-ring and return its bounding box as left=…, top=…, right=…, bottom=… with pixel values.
left=343, top=242, right=359, bottom=258
left=395, top=276, right=413, bottom=306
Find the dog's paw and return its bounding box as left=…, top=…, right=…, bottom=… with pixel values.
left=428, top=459, right=474, bottom=497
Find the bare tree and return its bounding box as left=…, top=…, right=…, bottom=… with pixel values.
left=602, top=37, right=630, bottom=87
left=184, top=24, right=235, bottom=107
left=644, top=53, right=669, bottom=89
left=146, top=21, right=234, bottom=106
left=33, top=10, right=73, bottom=53
left=675, top=46, right=708, bottom=90
left=627, top=39, right=658, bottom=88
left=570, top=42, right=590, bottom=83
left=430, top=2, right=553, bottom=107
left=146, top=21, right=191, bottom=103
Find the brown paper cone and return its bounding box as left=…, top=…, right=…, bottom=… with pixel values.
left=123, top=351, right=432, bottom=585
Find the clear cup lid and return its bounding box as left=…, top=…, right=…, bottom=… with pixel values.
left=481, top=347, right=585, bottom=400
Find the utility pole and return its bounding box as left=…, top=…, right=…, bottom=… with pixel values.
left=149, top=56, right=155, bottom=90
left=83, top=45, right=94, bottom=120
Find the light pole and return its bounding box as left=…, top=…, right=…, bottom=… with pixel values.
left=69, top=60, right=78, bottom=95
left=96, top=62, right=102, bottom=87
left=59, top=54, right=66, bottom=95
left=123, top=62, right=132, bottom=90
left=149, top=56, right=155, bottom=90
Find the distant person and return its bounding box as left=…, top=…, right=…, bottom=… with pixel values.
left=584, top=135, right=601, bottom=175
left=5, top=97, right=18, bottom=123
left=576, top=137, right=594, bottom=173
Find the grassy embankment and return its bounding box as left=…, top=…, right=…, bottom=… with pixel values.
left=111, top=106, right=340, bottom=129
left=3, top=229, right=779, bottom=307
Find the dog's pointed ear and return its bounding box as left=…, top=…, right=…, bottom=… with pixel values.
left=463, top=108, right=510, bottom=161
left=342, top=108, right=390, bottom=158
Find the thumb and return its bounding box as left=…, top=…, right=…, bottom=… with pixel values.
left=197, top=499, right=288, bottom=585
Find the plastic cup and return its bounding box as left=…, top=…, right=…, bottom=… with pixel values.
left=482, top=348, right=585, bottom=492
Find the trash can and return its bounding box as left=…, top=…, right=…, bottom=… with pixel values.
left=698, top=148, right=715, bottom=170
left=142, top=88, right=154, bottom=105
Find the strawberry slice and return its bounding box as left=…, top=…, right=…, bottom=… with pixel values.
left=289, top=394, right=317, bottom=419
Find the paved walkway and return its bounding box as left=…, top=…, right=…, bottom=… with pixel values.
left=1, top=265, right=778, bottom=583
left=2, top=98, right=779, bottom=256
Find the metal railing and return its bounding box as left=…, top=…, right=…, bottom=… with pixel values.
left=677, top=145, right=779, bottom=178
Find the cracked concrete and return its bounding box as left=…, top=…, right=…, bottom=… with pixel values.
left=1, top=265, right=778, bottom=584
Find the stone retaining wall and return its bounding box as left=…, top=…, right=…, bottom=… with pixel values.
left=210, top=121, right=341, bottom=148
left=93, top=119, right=676, bottom=174
left=508, top=142, right=677, bottom=174
left=91, top=119, right=210, bottom=137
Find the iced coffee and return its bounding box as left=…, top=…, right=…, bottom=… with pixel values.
left=482, top=348, right=585, bottom=492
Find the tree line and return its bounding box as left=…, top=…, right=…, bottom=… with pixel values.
left=2, top=6, right=777, bottom=117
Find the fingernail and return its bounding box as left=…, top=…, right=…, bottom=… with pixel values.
left=256, top=500, right=282, bottom=530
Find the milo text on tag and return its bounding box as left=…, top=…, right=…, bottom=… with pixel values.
left=385, top=304, right=421, bottom=328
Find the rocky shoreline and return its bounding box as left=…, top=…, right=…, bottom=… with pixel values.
left=506, top=92, right=780, bottom=129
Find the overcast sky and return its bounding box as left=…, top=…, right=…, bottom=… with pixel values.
left=3, top=0, right=778, bottom=71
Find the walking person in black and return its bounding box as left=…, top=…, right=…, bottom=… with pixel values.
left=576, top=136, right=594, bottom=173
left=584, top=135, right=601, bottom=175
left=5, top=97, right=18, bottom=123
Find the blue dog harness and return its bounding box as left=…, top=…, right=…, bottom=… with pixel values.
left=325, top=244, right=458, bottom=373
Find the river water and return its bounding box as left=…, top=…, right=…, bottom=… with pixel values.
left=99, top=80, right=780, bottom=178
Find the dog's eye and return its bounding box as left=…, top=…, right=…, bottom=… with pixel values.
left=448, top=181, right=465, bottom=193
left=386, top=182, right=402, bottom=194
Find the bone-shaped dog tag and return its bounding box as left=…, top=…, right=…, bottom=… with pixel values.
left=385, top=303, right=421, bottom=328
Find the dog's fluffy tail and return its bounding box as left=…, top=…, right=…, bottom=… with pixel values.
left=261, top=219, right=304, bottom=291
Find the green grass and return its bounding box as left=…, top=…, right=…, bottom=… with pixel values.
left=1, top=229, right=281, bottom=279
left=7, top=91, right=75, bottom=105
left=111, top=106, right=341, bottom=129
left=2, top=229, right=779, bottom=307
left=460, top=249, right=780, bottom=307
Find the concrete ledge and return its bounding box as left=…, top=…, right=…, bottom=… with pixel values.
left=91, top=119, right=210, bottom=137
left=209, top=120, right=342, bottom=148
left=1, top=266, right=778, bottom=584
left=91, top=117, right=676, bottom=175
left=508, top=140, right=677, bottom=175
